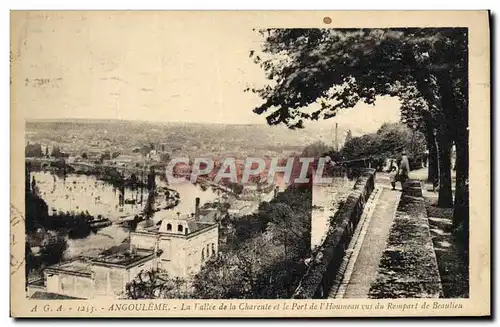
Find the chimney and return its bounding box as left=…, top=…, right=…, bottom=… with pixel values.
left=195, top=197, right=200, bottom=220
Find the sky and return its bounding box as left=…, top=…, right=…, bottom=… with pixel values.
left=12, top=11, right=400, bottom=134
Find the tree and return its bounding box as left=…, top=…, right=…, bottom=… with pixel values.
left=100, top=151, right=111, bottom=161
left=249, top=28, right=467, bottom=237
left=194, top=185, right=312, bottom=299
left=345, top=129, right=353, bottom=145
left=147, top=167, right=156, bottom=191
left=301, top=141, right=331, bottom=157
left=397, top=83, right=438, bottom=182
left=192, top=252, right=249, bottom=299
left=40, top=234, right=68, bottom=266
left=51, top=145, right=63, bottom=158
left=25, top=191, right=49, bottom=232
left=143, top=190, right=156, bottom=219
left=193, top=235, right=296, bottom=299
left=376, top=122, right=426, bottom=163
left=68, top=214, right=92, bottom=239
left=341, top=133, right=382, bottom=160
left=125, top=269, right=189, bottom=299
left=264, top=202, right=310, bottom=279
left=25, top=241, right=36, bottom=283
left=160, top=152, right=171, bottom=163
left=129, top=173, right=139, bottom=190
left=25, top=143, right=43, bottom=158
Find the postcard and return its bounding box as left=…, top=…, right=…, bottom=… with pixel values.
left=10, top=10, right=490, bottom=317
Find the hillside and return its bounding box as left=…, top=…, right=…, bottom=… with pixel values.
left=25, top=119, right=351, bottom=159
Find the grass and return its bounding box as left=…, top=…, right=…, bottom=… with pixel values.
left=410, top=166, right=468, bottom=298
left=425, top=196, right=469, bottom=298
left=377, top=166, right=468, bottom=298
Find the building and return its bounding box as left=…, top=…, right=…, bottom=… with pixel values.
left=132, top=208, right=219, bottom=279
left=29, top=198, right=219, bottom=299
left=35, top=250, right=156, bottom=299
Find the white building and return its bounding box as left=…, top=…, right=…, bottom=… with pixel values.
left=132, top=212, right=219, bottom=279
left=29, top=204, right=219, bottom=299
left=36, top=250, right=157, bottom=299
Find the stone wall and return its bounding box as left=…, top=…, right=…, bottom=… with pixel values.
left=367, top=180, right=443, bottom=298
left=292, top=168, right=376, bottom=299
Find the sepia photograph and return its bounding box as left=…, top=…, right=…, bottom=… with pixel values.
left=10, top=10, right=490, bottom=317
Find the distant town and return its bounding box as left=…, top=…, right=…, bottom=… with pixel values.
left=25, top=119, right=355, bottom=300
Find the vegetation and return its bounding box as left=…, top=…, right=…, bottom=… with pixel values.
left=339, top=122, right=426, bottom=168
left=193, top=185, right=312, bottom=299
left=425, top=196, right=469, bottom=297
left=125, top=269, right=188, bottom=299
left=25, top=143, right=44, bottom=158
left=39, top=234, right=68, bottom=266
left=25, top=120, right=339, bottom=161
left=50, top=145, right=68, bottom=158
left=249, top=28, right=468, bottom=251
left=24, top=163, right=104, bottom=281
left=300, top=141, right=331, bottom=158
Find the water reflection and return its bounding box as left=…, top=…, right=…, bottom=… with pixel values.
left=311, top=178, right=355, bottom=250
left=32, top=171, right=221, bottom=258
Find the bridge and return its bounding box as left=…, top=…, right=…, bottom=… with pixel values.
left=293, top=168, right=443, bottom=299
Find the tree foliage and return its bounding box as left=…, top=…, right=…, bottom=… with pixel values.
left=39, top=234, right=68, bottom=266
left=249, top=28, right=468, bottom=241
left=345, top=129, right=353, bottom=144
left=193, top=186, right=312, bottom=299
left=193, top=233, right=308, bottom=299
left=340, top=122, right=425, bottom=164
left=301, top=141, right=332, bottom=157
left=125, top=269, right=188, bottom=299
left=248, top=28, right=465, bottom=129
left=25, top=143, right=44, bottom=158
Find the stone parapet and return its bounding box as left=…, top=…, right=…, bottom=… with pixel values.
left=292, top=169, right=376, bottom=299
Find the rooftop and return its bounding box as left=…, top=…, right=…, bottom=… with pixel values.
left=186, top=220, right=215, bottom=234
left=30, top=291, right=83, bottom=300
left=91, top=250, right=155, bottom=268
left=153, top=210, right=190, bottom=221
left=28, top=278, right=45, bottom=287
left=45, top=259, right=93, bottom=277
left=157, top=217, right=215, bottom=234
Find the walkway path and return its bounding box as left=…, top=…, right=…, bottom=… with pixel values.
left=330, top=173, right=401, bottom=298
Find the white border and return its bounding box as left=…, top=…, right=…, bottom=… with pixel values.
left=3, top=1, right=497, bottom=326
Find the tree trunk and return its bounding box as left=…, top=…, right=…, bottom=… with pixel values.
left=402, top=49, right=439, bottom=182
left=424, top=120, right=438, bottom=183
left=452, top=101, right=468, bottom=230
left=452, top=78, right=469, bottom=255
left=434, top=71, right=460, bottom=209
left=453, top=131, right=468, bottom=238
left=436, top=130, right=453, bottom=208
left=428, top=143, right=438, bottom=183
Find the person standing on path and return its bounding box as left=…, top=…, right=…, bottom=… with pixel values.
left=398, top=151, right=410, bottom=189
left=423, top=149, right=429, bottom=167
left=389, top=164, right=398, bottom=190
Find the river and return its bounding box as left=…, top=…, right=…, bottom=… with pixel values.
left=311, top=177, right=355, bottom=250
left=32, top=171, right=220, bottom=258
